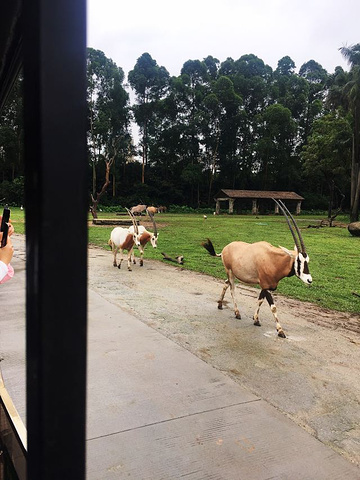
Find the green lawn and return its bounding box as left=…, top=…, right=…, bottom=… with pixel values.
left=8, top=207, right=360, bottom=314
left=89, top=212, right=360, bottom=314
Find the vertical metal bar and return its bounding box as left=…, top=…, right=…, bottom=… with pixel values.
left=23, top=1, right=88, bottom=479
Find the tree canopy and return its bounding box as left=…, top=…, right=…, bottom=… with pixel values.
left=1, top=46, right=359, bottom=219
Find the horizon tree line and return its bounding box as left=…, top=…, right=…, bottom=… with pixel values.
left=1, top=44, right=360, bottom=220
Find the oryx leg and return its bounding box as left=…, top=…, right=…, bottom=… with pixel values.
left=220, top=269, right=240, bottom=319
left=229, top=271, right=241, bottom=319
left=259, top=289, right=286, bottom=338
left=139, top=247, right=144, bottom=266
left=113, top=246, right=119, bottom=267
left=253, top=290, right=266, bottom=326
left=218, top=279, right=230, bottom=310
left=126, top=248, right=133, bottom=271
left=117, top=248, right=124, bottom=269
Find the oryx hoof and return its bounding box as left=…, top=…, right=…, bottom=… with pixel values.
left=140, top=260, right=143, bottom=267
left=277, top=330, right=286, bottom=338
left=235, top=310, right=241, bottom=319
left=217, top=302, right=223, bottom=310
left=253, top=319, right=261, bottom=326
left=113, top=263, right=117, bottom=267
left=117, top=264, right=121, bottom=269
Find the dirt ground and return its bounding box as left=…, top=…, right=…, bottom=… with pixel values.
left=88, top=244, right=360, bottom=468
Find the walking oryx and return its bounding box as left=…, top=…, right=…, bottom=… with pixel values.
left=202, top=199, right=312, bottom=338
left=128, top=208, right=158, bottom=266
left=108, top=209, right=141, bottom=271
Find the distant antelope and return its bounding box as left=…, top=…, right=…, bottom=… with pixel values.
left=130, top=204, right=147, bottom=216
left=202, top=199, right=312, bottom=338
left=146, top=206, right=157, bottom=215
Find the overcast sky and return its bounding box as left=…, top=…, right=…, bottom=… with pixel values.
left=87, top=0, right=359, bottom=80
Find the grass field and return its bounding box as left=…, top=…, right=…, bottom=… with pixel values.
left=7, top=207, right=360, bottom=314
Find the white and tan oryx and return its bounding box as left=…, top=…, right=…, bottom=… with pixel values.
left=202, top=199, right=312, bottom=338
left=128, top=209, right=158, bottom=266
left=108, top=209, right=141, bottom=271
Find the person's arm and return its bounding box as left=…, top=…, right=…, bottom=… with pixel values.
left=0, top=261, right=8, bottom=282
left=0, top=235, right=14, bottom=283
left=0, top=234, right=14, bottom=264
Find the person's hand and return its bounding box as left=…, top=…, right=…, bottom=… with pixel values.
left=8, top=221, right=14, bottom=236
left=0, top=235, right=14, bottom=264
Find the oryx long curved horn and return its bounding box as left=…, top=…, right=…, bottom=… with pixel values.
left=277, top=199, right=306, bottom=254
left=126, top=207, right=139, bottom=234
left=272, top=198, right=302, bottom=253
left=146, top=208, right=158, bottom=237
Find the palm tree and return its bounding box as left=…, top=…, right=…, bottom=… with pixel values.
left=338, top=44, right=360, bottom=221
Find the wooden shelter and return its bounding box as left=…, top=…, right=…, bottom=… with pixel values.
left=214, top=189, right=304, bottom=215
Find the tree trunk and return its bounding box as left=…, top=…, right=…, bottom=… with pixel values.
left=207, top=134, right=220, bottom=205
left=350, top=107, right=360, bottom=221
left=92, top=161, right=96, bottom=197
left=327, top=180, right=334, bottom=223
left=141, top=146, right=145, bottom=184
left=90, top=156, right=114, bottom=219
left=350, top=169, right=360, bottom=221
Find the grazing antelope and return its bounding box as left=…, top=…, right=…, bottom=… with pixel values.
left=108, top=209, right=141, bottom=271
left=146, top=206, right=157, bottom=215
left=202, top=199, right=312, bottom=338
left=130, top=204, right=147, bottom=215
left=129, top=209, right=158, bottom=266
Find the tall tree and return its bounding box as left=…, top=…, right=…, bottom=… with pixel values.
left=336, top=44, right=360, bottom=221
left=201, top=76, right=243, bottom=199
left=128, top=53, right=170, bottom=183
left=0, top=75, right=24, bottom=182
left=298, top=60, right=328, bottom=144
left=301, top=113, right=351, bottom=219
left=177, top=59, right=211, bottom=206
left=255, top=104, right=297, bottom=190
left=87, top=48, right=131, bottom=217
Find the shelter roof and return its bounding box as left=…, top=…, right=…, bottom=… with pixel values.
left=214, top=189, right=304, bottom=201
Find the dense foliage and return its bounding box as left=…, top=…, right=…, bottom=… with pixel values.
left=1, top=45, right=360, bottom=219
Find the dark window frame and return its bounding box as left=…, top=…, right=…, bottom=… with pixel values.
left=0, top=2, right=88, bottom=479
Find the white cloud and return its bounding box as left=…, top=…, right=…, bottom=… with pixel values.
left=87, top=0, right=358, bottom=77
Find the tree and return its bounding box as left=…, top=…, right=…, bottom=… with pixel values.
left=128, top=53, right=170, bottom=183
left=0, top=75, right=24, bottom=183
left=298, top=60, right=328, bottom=144
left=87, top=48, right=131, bottom=218
left=334, top=44, right=360, bottom=221
left=201, top=76, right=243, bottom=201
left=255, top=104, right=297, bottom=190
left=301, top=113, right=351, bottom=220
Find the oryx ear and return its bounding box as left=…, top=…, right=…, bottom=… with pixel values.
left=279, top=245, right=295, bottom=258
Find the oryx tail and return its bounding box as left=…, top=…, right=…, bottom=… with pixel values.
left=202, top=238, right=221, bottom=257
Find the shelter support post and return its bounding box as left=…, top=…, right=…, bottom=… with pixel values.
left=296, top=201, right=302, bottom=215
left=252, top=199, right=258, bottom=215
left=229, top=199, right=235, bottom=214
left=215, top=200, right=220, bottom=214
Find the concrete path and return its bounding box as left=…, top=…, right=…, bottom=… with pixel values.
left=1, top=235, right=359, bottom=479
